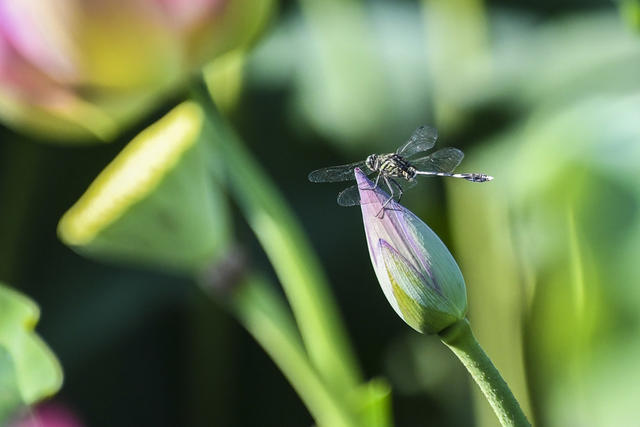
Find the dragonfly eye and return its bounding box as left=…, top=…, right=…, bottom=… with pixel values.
left=366, top=154, right=377, bottom=171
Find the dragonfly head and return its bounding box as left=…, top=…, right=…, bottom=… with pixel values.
left=365, top=154, right=379, bottom=172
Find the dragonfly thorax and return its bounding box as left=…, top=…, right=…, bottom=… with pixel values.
left=366, top=153, right=417, bottom=181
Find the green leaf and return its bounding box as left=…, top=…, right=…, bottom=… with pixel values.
left=0, top=346, right=24, bottom=424
left=247, top=2, right=433, bottom=150
left=0, top=283, right=63, bottom=422
left=619, top=0, right=640, bottom=31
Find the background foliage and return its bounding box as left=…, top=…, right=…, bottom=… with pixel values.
left=1, top=0, right=638, bottom=425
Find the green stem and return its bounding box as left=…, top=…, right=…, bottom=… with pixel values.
left=203, top=274, right=358, bottom=427
left=192, top=79, right=362, bottom=395
left=439, top=319, right=531, bottom=427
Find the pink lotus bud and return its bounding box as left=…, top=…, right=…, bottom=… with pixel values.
left=355, top=168, right=467, bottom=333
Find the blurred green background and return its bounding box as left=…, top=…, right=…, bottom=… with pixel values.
left=1, top=0, right=639, bottom=425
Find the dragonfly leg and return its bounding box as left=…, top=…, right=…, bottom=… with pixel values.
left=359, top=172, right=381, bottom=193
left=390, top=178, right=404, bottom=203
left=359, top=172, right=381, bottom=191
left=376, top=176, right=396, bottom=218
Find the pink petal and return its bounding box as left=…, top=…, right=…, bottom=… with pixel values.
left=153, top=0, right=224, bottom=30
left=0, top=0, right=79, bottom=83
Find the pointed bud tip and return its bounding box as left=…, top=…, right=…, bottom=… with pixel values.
left=354, top=167, right=370, bottom=187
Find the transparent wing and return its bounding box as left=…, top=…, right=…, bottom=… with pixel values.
left=393, top=177, right=418, bottom=193
left=410, top=147, right=464, bottom=173
left=396, top=125, right=438, bottom=158
left=337, top=184, right=361, bottom=206
left=336, top=178, right=417, bottom=207
left=308, top=161, right=368, bottom=183
left=388, top=178, right=418, bottom=203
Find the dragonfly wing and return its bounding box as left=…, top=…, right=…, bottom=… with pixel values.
left=308, top=161, right=368, bottom=183
left=396, top=125, right=438, bottom=158
left=397, top=178, right=418, bottom=192
left=337, top=184, right=361, bottom=207
left=411, top=147, right=464, bottom=173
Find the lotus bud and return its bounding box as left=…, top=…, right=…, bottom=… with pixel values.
left=0, top=0, right=273, bottom=142
left=57, top=101, right=231, bottom=273
left=355, top=168, right=467, bottom=334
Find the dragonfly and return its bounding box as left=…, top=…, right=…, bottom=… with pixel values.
left=308, top=125, right=493, bottom=211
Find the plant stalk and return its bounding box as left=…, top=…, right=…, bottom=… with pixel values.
left=201, top=273, right=359, bottom=427
left=439, top=319, right=531, bottom=427
left=191, top=78, right=362, bottom=396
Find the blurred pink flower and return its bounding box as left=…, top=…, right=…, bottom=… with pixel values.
left=0, top=0, right=270, bottom=142
left=10, top=402, right=84, bottom=427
